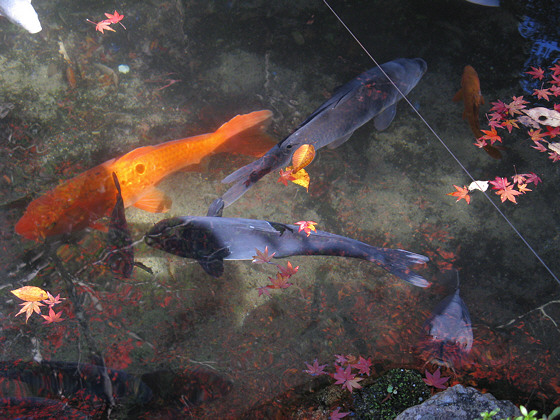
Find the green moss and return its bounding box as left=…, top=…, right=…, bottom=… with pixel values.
left=353, top=368, right=431, bottom=419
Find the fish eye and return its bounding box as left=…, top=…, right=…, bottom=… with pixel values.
left=135, top=163, right=145, bottom=174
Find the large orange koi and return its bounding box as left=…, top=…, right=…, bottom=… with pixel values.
left=453, top=65, right=501, bottom=159
left=15, top=110, right=273, bottom=241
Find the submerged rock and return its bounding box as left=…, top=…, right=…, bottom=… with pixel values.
left=395, top=384, right=521, bottom=420
left=353, top=368, right=431, bottom=419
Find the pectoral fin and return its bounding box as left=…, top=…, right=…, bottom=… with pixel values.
left=374, top=104, right=397, bottom=131
left=133, top=188, right=172, bottom=213
left=327, top=133, right=353, bottom=149
left=452, top=89, right=463, bottom=102
left=198, top=258, right=225, bottom=277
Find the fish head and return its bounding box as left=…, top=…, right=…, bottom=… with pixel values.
left=384, top=58, right=428, bottom=97
left=144, top=217, right=191, bottom=256
left=145, top=216, right=228, bottom=260
left=0, top=0, right=42, bottom=33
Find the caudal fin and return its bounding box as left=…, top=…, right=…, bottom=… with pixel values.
left=375, top=248, right=430, bottom=287
left=213, top=110, right=276, bottom=157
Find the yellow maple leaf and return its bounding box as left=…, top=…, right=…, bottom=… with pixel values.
left=288, top=167, right=310, bottom=191
left=11, top=286, right=49, bottom=302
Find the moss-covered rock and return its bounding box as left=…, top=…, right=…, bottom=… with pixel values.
left=353, top=368, right=431, bottom=420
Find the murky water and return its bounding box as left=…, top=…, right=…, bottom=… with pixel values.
left=0, top=0, right=559, bottom=418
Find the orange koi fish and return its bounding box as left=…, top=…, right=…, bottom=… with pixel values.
left=15, top=110, right=273, bottom=241
left=453, top=65, right=501, bottom=159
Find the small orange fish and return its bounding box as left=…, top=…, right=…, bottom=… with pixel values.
left=15, top=110, right=273, bottom=241
left=453, top=65, right=501, bottom=159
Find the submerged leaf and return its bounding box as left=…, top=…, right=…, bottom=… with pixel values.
left=290, top=168, right=310, bottom=191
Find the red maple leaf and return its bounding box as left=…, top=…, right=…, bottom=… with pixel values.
left=330, top=408, right=351, bottom=420
left=252, top=246, right=275, bottom=264
left=333, top=365, right=363, bottom=393
left=447, top=185, right=471, bottom=204
left=257, top=286, right=271, bottom=297
left=423, top=368, right=450, bottom=389
left=351, top=356, right=372, bottom=376
left=489, top=177, right=510, bottom=190
left=526, top=66, right=545, bottom=80
left=94, top=20, right=116, bottom=33
left=550, top=61, right=560, bottom=76
left=527, top=129, right=547, bottom=143
left=548, top=151, right=560, bottom=162
left=546, top=126, right=560, bottom=138
left=523, top=172, right=542, bottom=185
left=303, top=359, right=328, bottom=376
left=104, top=10, right=124, bottom=24
left=267, top=273, right=293, bottom=289
left=506, top=96, right=528, bottom=116
left=489, top=99, right=508, bottom=115
left=42, top=307, right=64, bottom=324
left=43, top=291, right=65, bottom=307
left=533, top=87, right=552, bottom=101
left=277, top=261, right=299, bottom=277
left=512, top=174, right=526, bottom=184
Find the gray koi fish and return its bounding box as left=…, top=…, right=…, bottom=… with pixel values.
left=144, top=199, right=430, bottom=287
left=0, top=0, right=41, bottom=33
left=220, top=57, right=427, bottom=207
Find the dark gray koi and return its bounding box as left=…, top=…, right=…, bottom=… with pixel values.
left=144, top=199, right=430, bottom=287
left=221, top=58, right=427, bottom=206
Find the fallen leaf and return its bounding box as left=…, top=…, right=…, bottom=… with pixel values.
left=11, top=286, right=48, bottom=302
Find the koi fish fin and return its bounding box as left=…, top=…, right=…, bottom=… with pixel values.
left=133, top=188, right=172, bottom=213
left=374, top=104, right=397, bottom=131
left=198, top=258, right=224, bottom=277
left=327, top=133, right=353, bottom=149
left=452, top=89, right=463, bottom=102
left=373, top=248, right=430, bottom=287
left=212, top=110, right=276, bottom=157
left=207, top=198, right=225, bottom=217
left=483, top=144, right=502, bottom=159
left=115, top=145, right=156, bottom=163
left=198, top=245, right=230, bottom=276
left=90, top=221, right=109, bottom=233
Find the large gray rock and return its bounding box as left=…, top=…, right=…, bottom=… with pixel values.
left=395, top=384, right=521, bottom=420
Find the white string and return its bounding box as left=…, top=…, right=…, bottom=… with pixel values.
left=323, top=0, right=560, bottom=285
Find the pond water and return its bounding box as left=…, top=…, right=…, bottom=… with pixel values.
left=0, top=0, right=559, bottom=418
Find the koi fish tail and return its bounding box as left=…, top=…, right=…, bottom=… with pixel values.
left=212, top=110, right=276, bottom=158
left=373, top=248, right=431, bottom=287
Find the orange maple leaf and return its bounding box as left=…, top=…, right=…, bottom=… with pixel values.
left=447, top=185, right=471, bottom=204
left=16, top=301, right=44, bottom=323
left=295, top=220, right=317, bottom=236
left=277, top=168, right=296, bottom=186
left=480, top=127, right=502, bottom=145
left=496, top=184, right=521, bottom=203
